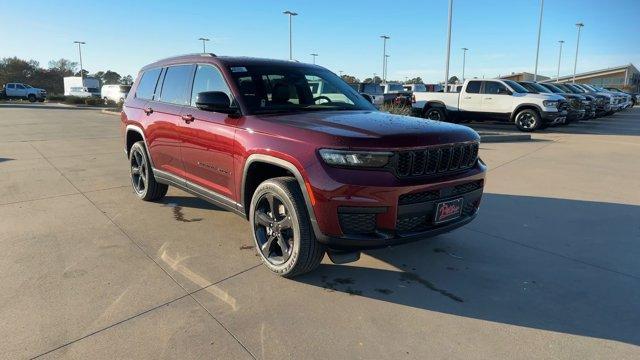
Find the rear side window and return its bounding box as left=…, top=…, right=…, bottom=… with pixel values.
left=483, top=81, right=507, bottom=94
left=190, top=65, right=232, bottom=107
left=135, top=68, right=162, bottom=100
left=466, top=81, right=481, bottom=93
left=8, top=84, right=15, bottom=89
left=159, top=65, right=193, bottom=105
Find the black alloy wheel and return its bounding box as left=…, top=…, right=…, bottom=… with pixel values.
left=253, top=193, right=294, bottom=265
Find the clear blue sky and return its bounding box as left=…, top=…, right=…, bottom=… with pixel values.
left=1, top=0, right=638, bottom=83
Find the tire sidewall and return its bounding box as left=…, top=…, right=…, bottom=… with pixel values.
left=424, top=107, right=445, bottom=121
left=28, top=94, right=36, bottom=103
left=515, top=109, right=540, bottom=132
left=249, top=180, right=303, bottom=276
left=129, top=142, right=150, bottom=199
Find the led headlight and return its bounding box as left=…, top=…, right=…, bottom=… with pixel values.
left=543, top=100, right=559, bottom=108
left=319, top=149, right=392, bottom=168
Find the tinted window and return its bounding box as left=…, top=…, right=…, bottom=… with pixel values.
left=503, top=80, right=528, bottom=93
left=190, top=65, right=232, bottom=107
left=16, top=84, right=25, bottom=89
left=135, top=68, right=162, bottom=100
left=483, top=81, right=508, bottom=95
left=7, top=84, right=15, bottom=89
left=159, top=65, right=193, bottom=105
left=466, top=81, right=481, bottom=93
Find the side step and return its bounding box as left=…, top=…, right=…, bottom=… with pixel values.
left=327, top=250, right=361, bottom=264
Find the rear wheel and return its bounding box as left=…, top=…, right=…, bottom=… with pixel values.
left=250, top=177, right=325, bottom=278
left=129, top=141, right=167, bottom=201
left=424, top=107, right=447, bottom=122
left=514, top=109, right=541, bottom=132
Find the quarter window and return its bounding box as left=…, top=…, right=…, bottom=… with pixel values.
left=135, top=68, right=162, bottom=100
left=159, top=65, right=194, bottom=105
left=466, top=81, right=481, bottom=93
left=190, top=65, right=232, bottom=107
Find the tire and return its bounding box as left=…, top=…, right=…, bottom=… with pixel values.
left=423, top=107, right=447, bottom=122
left=27, top=94, right=36, bottom=103
left=129, top=141, right=167, bottom=201
left=514, top=109, right=542, bottom=132
left=38, top=99, right=45, bottom=102
left=250, top=177, right=325, bottom=278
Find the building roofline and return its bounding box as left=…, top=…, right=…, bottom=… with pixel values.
left=552, top=63, right=638, bottom=82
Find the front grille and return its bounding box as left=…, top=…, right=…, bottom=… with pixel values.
left=558, top=100, right=569, bottom=111
left=399, top=180, right=483, bottom=205
left=394, top=142, right=478, bottom=178
left=338, top=213, right=376, bottom=234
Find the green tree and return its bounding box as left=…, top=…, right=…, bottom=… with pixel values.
left=363, top=76, right=382, bottom=84
left=102, top=70, right=122, bottom=85
left=0, top=57, right=40, bottom=85
left=404, top=77, right=423, bottom=84
left=120, top=75, right=134, bottom=85
left=448, top=76, right=459, bottom=84
left=340, top=74, right=359, bottom=84
left=48, top=58, right=77, bottom=75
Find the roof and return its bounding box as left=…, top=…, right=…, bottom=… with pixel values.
left=141, top=53, right=320, bottom=72
left=550, top=64, right=639, bottom=82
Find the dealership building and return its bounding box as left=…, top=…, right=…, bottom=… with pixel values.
left=500, top=64, right=639, bottom=92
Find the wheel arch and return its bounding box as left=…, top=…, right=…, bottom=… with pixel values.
left=124, top=125, right=156, bottom=168
left=511, top=103, right=542, bottom=121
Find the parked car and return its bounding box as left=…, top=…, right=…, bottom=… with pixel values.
left=560, top=83, right=612, bottom=116
left=0, top=83, right=46, bottom=102
left=573, top=84, right=619, bottom=115
left=380, top=82, right=412, bottom=105
left=101, top=84, right=131, bottom=103
left=354, top=82, right=385, bottom=107
left=605, top=88, right=637, bottom=106
left=601, top=87, right=633, bottom=109
left=403, top=83, right=427, bottom=92
left=519, top=81, right=584, bottom=124
left=557, top=83, right=598, bottom=119
left=412, top=79, right=567, bottom=132
left=63, top=76, right=101, bottom=98
left=122, top=54, right=486, bottom=277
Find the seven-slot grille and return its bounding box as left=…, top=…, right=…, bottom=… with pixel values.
left=395, top=142, right=478, bottom=178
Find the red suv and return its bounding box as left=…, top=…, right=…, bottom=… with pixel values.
left=122, top=54, right=486, bottom=277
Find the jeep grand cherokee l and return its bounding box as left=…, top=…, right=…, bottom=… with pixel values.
left=122, top=54, right=486, bottom=277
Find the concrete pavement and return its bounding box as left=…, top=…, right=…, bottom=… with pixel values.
left=1, top=102, right=639, bottom=359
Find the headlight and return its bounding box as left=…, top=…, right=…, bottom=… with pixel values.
left=319, top=149, right=392, bottom=168
left=543, top=100, right=559, bottom=108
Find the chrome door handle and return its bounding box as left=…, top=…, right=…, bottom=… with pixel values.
left=484, top=97, right=492, bottom=100
left=463, top=96, right=471, bottom=99
left=181, top=114, right=194, bottom=123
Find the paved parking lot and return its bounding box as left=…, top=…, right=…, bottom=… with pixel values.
left=1, top=103, right=639, bottom=359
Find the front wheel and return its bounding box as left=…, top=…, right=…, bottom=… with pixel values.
left=27, top=94, right=36, bottom=103
left=424, top=107, right=447, bottom=122
left=514, top=109, right=541, bottom=132
left=250, top=177, right=325, bottom=278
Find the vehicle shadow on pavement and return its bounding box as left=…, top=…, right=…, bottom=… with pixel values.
left=297, top=193, right=640, bottom=346
left=160, top=195, right=227, bottom=212
left=0, top=157, right=14, bottom=163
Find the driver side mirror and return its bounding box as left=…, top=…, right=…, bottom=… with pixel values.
left=196, top=91, right=237, bottom=114
left=361, top=93, right=373, bottom=103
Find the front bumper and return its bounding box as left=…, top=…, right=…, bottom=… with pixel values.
left=541, top=109, right=567, bottom=125
left=306, top=160, right=487, bottom=250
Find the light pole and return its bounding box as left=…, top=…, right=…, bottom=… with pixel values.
left=310, top=53, right=318, bottom=64
left=380, top=35, right=390, bottom=82
left=572, top=22, right=584, bottom=84
left=373, top=73, right=377, bottom=84
left=444, top=0, right=453, bottom=92
left=385, top=54, right=390, bottom=82
left=556, top=40, right=564, bottom=81
left=283, top=10, right=298, bottom=60
left=73, top=41, right=85, bottom=79
left=339, top=70, right=344, bottom=77
left=533, top=0, right=544, bottom=81
left=198, top=37, right=210, bottom=53
left=461, top=47, right=468, bottom=82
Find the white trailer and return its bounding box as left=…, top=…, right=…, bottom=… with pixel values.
left=63, top=77, right=101, bottom=97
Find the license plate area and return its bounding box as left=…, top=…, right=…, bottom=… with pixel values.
left=434, top=198, right=463, bottom=224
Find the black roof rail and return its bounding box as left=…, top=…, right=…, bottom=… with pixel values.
left=152, top=53, right=217, bottom=64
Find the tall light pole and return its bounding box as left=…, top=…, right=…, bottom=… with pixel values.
left=533, top=0, right=544, bottom=81
left=444, top=0, right=453, bottom=92
left=385, top=54, right=390, bottom=82
left=198, top=37, right=210, bottom=53
left=283, top=10, right=298, bottom=60
left=461, top=47, right=468, bottom=82
left=572, top=22, right=584, bottom=84
left=556, top=40, right=564, bottom=81
left=380, top=35, right=390, bottom=82
left=73, top=41, right=85, bottom=79
left=339, top=70, right=344, bottom=77
left=373, top=73, right=377, bottom=83
left=310, top=53, right=318, bottom=64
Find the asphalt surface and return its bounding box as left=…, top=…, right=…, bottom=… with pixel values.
left=1, top=102, right=639, bottom=359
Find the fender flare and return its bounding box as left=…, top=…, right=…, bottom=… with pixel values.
left=240, top=154, right=323, bottom=239
left=511, top=103, right=543, bottom=121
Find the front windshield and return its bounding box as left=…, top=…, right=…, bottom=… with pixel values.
left=528, top=82, right=551, bottom=93
left=503, top=80, right=529, bottom=93
left=229, top=65, right=375, bottom=114
left=582, top=84, right=598, bottom=92
left=554, top=84, right=572, bottom=92
left=540, top=83, right=564, bottom=94
left=24, top=84, right=32, bottom=88
left=565, top=84, right=584, bottom=93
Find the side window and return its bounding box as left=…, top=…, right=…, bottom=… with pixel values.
left=8, top=84, right=15, bottom=89
left=190, top=65, right=232, bottom=107
left=483, top=81, right=508, bottom=95
left=135, top=68, right=162, bottom=100
left=466, top=81, right=481, bottom=94
left=16, top=84, right=25, bottom=89
left=159, top=65, right=193, bottom=105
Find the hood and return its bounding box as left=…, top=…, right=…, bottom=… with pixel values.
left=515, top=92, right=564, bottom=101
left=558, top=93, right=584, bottom=100
left=255, top=110, right=480, bottom=149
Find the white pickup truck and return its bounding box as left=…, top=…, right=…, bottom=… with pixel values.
left=412, top=79, right=568, bottom=132
left=0, top=83, right=47, bottom=102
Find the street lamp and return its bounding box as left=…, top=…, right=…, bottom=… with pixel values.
left=373, top=73, right=377, bottom=84
left=339, top=70, right=344, bottom=77
left=461, top=47, right=468, bottom=82
left=310, top=53, right=318, bottom=64
left=444, top=0, right=453, bottom=92
left=283, top=10, right=298, bottom=60
left=380, top=35, right=390, bottom=82
left=533, top=0, right=544, bottom=81
left=556, top=40, right=564, bottom=81
left=198, top=37, right=210, bottom=53
left=572, top=22, right=584, bottom=84
left=385, top=54, right=390, bottom=82
left=73, top=41, right=85, bottom=79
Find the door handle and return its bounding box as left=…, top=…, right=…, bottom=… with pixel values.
left=463, top=96, right=471, bottom=99
left=181, top=114, right=194, bottom=123
left=484, top=97, right=493, bottom=100
left=143, top=107, right=153, bottom=115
